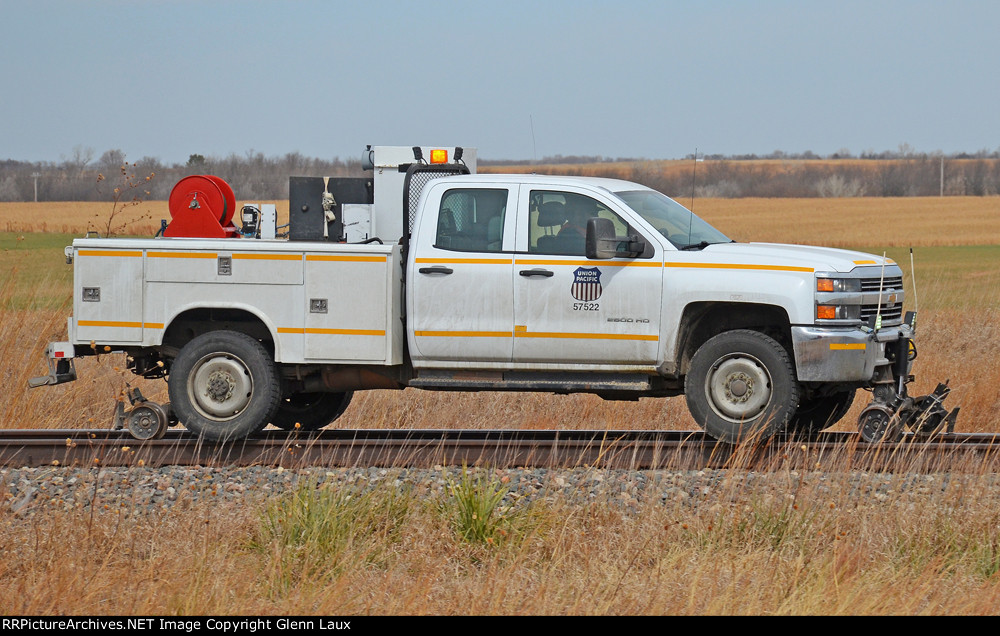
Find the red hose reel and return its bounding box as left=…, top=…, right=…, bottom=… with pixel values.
left=163, top=175, right=239, bottom=238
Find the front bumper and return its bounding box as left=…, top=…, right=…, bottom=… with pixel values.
left=791, top=324, right=913, bottom=383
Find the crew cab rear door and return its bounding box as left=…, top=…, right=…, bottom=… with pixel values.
left=511, top=186, right=663, bottom=365
left=407, top=182, right=518, bottom=364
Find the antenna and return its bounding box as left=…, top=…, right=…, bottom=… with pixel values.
left=873, top=251, right=887, bottom=334
left=687, top=148, right=697, bottom=245
left=909, top=247, right=919, bottom=330
left=689, top=147, right=698, bottom=211
left=529, top=115, right=537, bottom=164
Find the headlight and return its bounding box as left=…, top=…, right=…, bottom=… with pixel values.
left=816, top=304, right=862, bottom=321
left=816, top=278, right=861, bottom=293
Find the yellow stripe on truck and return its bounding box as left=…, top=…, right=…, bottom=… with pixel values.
left=830, top=343, right=867, bottom=350
left=415, top=330, right=512, bottom=338
left=232, top=253, right=302, bottom=261
left=664, top=262, right=814, bottom=273
left=306, top=255, right=388, bottom=263
left=278, top=327, right=386, bottom=336
left=415, top=328, right=656, bottom=342
left=147, top=251, right=217, bottom=259
left=77, top=320, right=143, bottom=328
left=515, top=331, right=658, bottom=342
left=514, top=258, right=659, bottom=268
left=78, top=250, right=142, bottom=257
left=414, top=257, right=512, bottom=265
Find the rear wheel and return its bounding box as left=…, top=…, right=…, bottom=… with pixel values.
left=685, top=330, right=799, bottom=443
left=168, top=330, right=281, bottom=442
left=270, top=391, right=354, bottom=431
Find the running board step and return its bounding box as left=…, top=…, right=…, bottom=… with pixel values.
left=409, top=370, right=651, bottom=393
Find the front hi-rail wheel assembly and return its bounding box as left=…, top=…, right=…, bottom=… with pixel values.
left=858, top=335, right=959, bottom=443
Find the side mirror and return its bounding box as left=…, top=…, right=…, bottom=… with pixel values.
left=586, top=217, right=646, bottom=259
left=586, top=217, right=618, bottom=259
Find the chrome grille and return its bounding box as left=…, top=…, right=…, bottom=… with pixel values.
left=861, top=303, right=903, bottom=323
left=860, top=275, right=904, bottom=325
left=861, top=276, right=903, bottom=292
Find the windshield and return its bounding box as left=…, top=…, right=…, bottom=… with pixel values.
left=613, top=189, right=731, bottom=249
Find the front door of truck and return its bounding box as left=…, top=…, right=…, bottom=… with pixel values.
left=407, top=183, right=517, bottom=364
left=512, top=187, right=662, bottom=366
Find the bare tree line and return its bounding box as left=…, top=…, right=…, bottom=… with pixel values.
left=2, top=145, right=999, bottom=202
left=0, top=148, right=362, bottom=203
left=638, top=156, right=1000, bottom=198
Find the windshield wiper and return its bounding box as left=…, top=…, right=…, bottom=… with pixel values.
left=677, top=240, right=710, bottom=251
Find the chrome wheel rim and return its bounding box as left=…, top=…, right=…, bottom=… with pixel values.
left=704, top=353, right=772, bottom=422
left=187, top=353, right=254, bottom=420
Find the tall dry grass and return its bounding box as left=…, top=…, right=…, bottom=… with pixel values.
left=0, top=273, right=167, bottom=430
left=5, top=461, right=1000, bottom=614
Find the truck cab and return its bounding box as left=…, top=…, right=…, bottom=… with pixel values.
left=404, top=174, right=914, bottom=442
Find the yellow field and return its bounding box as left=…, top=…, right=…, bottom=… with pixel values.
left=2, top=196, right=995, bottom=248
left=693, top=197, right=1000, bottom=247
left=0, top=200, right=291, bottom=236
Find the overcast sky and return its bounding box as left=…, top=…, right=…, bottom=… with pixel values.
left=2, top=0, right=998, bottom=164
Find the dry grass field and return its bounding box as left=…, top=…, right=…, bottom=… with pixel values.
left=2, top=195, right=1000, bottom=615
left=4, top=196, right=999, bottom=247
left=0, top=201, right=291, bottom=237
left=6, top=462, right=1000, bottom=615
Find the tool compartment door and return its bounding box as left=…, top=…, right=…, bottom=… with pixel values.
left=73, top=246, right=144, bottom=344
left=303, top=248, right=400, bottom=363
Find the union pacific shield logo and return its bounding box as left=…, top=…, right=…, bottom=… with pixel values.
left=571, top=267, right=603, bottom=301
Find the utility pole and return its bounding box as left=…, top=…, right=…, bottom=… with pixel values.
left=31, top=172, right=41, bottom=202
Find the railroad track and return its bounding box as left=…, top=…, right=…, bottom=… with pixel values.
left=3, top=428, right=1000, bottom=472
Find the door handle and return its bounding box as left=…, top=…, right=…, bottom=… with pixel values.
left=418, top=266, right=453, bottom=275
left=519, top=269, right=554, bottom=277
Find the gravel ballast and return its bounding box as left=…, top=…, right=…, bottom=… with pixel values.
left=1, top=464, right=991, bottom=518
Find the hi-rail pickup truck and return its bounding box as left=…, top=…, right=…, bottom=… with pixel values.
left=30, top=145, right=957, bottom=443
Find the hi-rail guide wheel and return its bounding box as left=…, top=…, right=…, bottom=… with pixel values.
left=858, top=403, right=903, bottom=443
left=127, top=401, right=170, bottom=440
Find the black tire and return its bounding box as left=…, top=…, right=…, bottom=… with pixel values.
left=270, top=391, right=354, bottom=431
left=685, top=330, right=800, bottom=443
left=168, top=330, right=281, bottom=442
left=788, top=389, right=856, bottom=435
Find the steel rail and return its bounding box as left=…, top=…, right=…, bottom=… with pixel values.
left=2, top=429, right=1000, bottom=472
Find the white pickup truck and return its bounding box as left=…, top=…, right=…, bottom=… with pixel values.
left=31, top=146, right=955, bottom=443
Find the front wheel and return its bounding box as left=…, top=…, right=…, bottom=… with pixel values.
left=788, top=389, right=856, bottom=435
left=168, top=330, right=281, bottom=442
left=270, top=391, right=354, bottom=431
left=685, top=330, right=800, bottom=443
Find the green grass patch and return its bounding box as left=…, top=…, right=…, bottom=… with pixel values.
left=0, top=232, right=77, bottom=311
left=249, top=482, right=411, bottom=595
left=858, top=245, right=1000, bottom=311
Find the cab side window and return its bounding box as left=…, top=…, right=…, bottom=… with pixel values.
left=527, top=191, right=634, bottom=256
left=435, top=189, right=507, bottom=253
